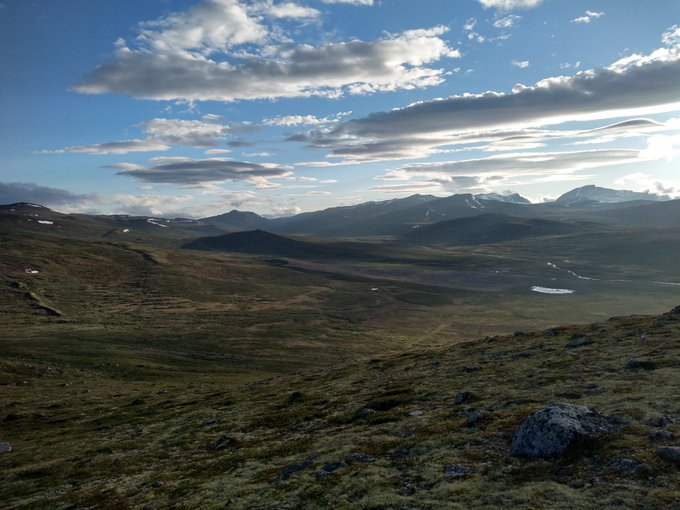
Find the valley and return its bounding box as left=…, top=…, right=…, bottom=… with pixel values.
left=1, top=187, right=680, bottom=508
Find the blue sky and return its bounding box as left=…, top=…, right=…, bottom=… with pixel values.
left=2, top=0, right=680, bottom=217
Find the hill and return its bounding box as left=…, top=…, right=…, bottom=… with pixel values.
left=183, top=229, right=354, bottom=258
left=403, top=214, right=588, bottom=246
left=2, top=307, right=679, bottom=508
left=555, top=185, right=665, bottom=205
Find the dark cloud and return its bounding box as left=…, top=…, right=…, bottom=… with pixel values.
left=0, top=182, right=96, bottom=206
left=116, top=157, right=290, bottom=185
left=302, top=45, right=680, bottom=161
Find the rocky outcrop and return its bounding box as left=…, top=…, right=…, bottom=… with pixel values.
left=510, top=403, right=612, bottom=458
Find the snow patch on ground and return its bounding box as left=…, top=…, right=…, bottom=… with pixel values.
left=531, top=286, right=575, bottom=295
left=25, top=268, right=39, bottom=274
left=37, top=220, right=53, bottom=225
left=122, top=228, right=130, bottom=233
left=547, top=261, right=598, bottom=280
left=147, top=219, right=169, bottom=228
left=655, top=281, right=680, bottom=286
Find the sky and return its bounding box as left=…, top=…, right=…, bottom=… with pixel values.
left=2, top=0, right=680, bottom=218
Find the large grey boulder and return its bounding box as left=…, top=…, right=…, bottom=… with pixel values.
left=510, top=403, right=612, bottom=458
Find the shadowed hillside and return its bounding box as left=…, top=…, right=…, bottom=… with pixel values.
left=2, top=307, right=679, bottom=508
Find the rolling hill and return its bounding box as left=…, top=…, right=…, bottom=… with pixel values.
left=403, top=214, right=590, bottom=246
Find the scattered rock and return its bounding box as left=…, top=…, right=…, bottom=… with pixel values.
left=348, top=452, right=376, bottom=463
left=454, top=391, right=473, bottom=405
left=463, top=408, right=486, bottom=427
left=321, top=461, right=347, bottom=474
left=462, top=365, right=481, bottom=373
left=202, top=419, right=219, bottom=427
left=510, top=403, right=613, bottom=458
left=565, top=338, right=592, bottom=349
left=649, top=430, right=674, bottom=442
left=398, top=478, right=417, bottom=496
left=130, top=397, right=145, bottom=406
left=656, top=446, right=680, bottom=467
left=545, top=329, right=558, bottom=337
left=626, top=359, right=657, bottom=370
left=514, top=331, right=526, bottom=337
left=356, top=408, right=376, bottom=419
left=286, top=391, right=303, bottom=405
left=443, top=464, right=472, bottom=479
left=0, top=441, right=11, bottom=454
left=611, top=458, right=639, bottom=472
left=207, top=435, right=232, bottom=451
left=150, top=480, right=164, bottom=488
left=513, top=351, right=533, bottom=359
left=650, top=415, right=675, bottom=428
left=409, top=410, right=423, bottom=417
left=281, top=457, right=315, bottom=480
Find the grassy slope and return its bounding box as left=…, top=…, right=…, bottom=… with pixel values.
left=2, top=209, right=680, bottom=508
left=1, top=308, right=679, bottom=509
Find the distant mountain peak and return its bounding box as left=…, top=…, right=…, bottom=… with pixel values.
left=476, top=192, right=532, bottom=205
left=555, top=185, right=666, bottom=205
left=1, top=202, right=49, bottom=210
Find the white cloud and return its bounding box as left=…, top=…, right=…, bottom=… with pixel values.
left=512, top=60, right=530, bottom=68
left=321, top=0, right=373, bottom=5
left=39, top=139, right=170, bottom=155
left=204, top=148, right=232, bottom=155
left=477, top=0, right=543, bottom=11
left=251, top=1, right=320, bottom=19
left=263, top=111, right=351, bottom=126
left=663, top=25, right=680, bottom=47
left=391, top=149, right=641, bottom=180
left=303, top=39, right=680, bottom=161
left=615, top=172, right=678, bottom=198
left=75, top=0, right=459, bottom=102
left=493, top=15, right=521, bottom=29
left=142, top=117, right=231, bottom=146
left=640, top=133, right=680, bottom=161
left=572, top=11, right=605, bottom=24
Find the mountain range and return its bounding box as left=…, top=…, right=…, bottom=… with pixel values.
left=2, top=185, right=676, bottom=243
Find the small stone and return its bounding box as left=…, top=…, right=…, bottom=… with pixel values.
left=286, top=391, right=303, bottom=405
left=652, top=415, right=675, bottom=428
left=462, top=365, right=481, bottom=372
left=649, top=430, right=674, bottom=442
left=463, top=408, right=485, bottom=427
left=281, top=457, right=315, bottom=480
left=545, top=329, right=558, bottom=337
left=514, top=331, right=526, bottom=337
left=443, top=464, right=472, bottom=479
left=0, top=441, right=11, bottom=454
left=565, top=338, right=592, bottom=349
left=454, top=391, right=473, bottom=405
left=356, top=408, right=376, bottom=419
left=656, top=446, right=680, bottom=467
left=626, top=359, right=656, bottom=370
left=399, top=480, right=417, bottom=496
left=321, top=461, right=347, bottom=473
left=207, top=435, right=231, bottom=451
left=202, top=418, right=219, bottom=427
left=348, top=452, right=376, bottom=463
